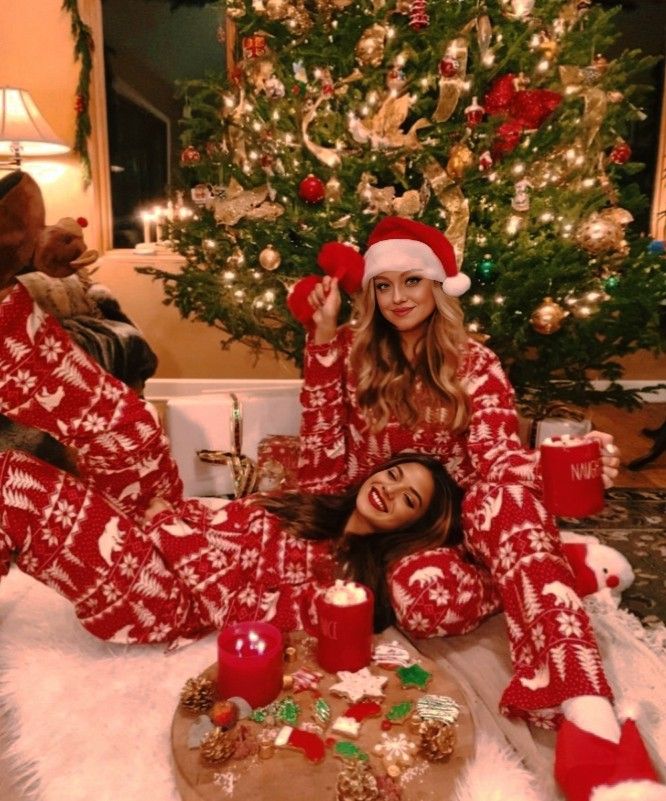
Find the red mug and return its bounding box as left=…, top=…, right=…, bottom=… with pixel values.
left=540, top=436, right=604, bottom=518
left=314, top=582, right=374, bottom=673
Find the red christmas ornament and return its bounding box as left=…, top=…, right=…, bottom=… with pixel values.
left=491, top=120, right=525, bottom=158
left=510, top=89, right=562, bottom=130
left=438, top=57, right=460, bottom=78
left=291, top=84, right=301, bottom=96
left=242, top=34, right=267, bottom=59
left=484, top=73, right=517, bottom=116
left=74, top=94, right=86, bottom=114
left=180, top=145, right=201, bottom=166
left=76, top=216, right=89, bottom=228
left=408, top=0, right=429, bottom=30
left=298, top=174, right=326, bottom=204
left=609, top=140, right=632, bottom=165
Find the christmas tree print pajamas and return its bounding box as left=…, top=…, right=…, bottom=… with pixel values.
left=298, top=327, right=612, bottom=727
left=0, top=284, right=335, bottom=643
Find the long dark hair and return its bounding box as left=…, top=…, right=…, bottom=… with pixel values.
left=255, top=452, right=462, bottom=632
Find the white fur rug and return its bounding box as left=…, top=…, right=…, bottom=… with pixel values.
left=1, top=568, right=664, bottom=801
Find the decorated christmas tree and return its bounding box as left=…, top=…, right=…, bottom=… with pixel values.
left=139, top=0, right=666, bottom=418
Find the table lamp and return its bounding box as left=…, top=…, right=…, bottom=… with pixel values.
left=0, top=87, right=70, bottom=170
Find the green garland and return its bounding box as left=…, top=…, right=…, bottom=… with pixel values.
left=62, top=0, right=94, bottom=184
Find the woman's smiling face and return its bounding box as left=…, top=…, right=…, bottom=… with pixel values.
left=373, top=270, right=437, bottom=334
left=349, top=461, right=435, bottom=535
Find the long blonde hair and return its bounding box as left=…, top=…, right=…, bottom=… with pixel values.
left=349, top=282, right=471, bottom=433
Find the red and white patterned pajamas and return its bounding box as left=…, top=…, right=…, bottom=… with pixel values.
left=0, top=284, right=335, bottom=644
left=298, top=327, right=612, bottom=727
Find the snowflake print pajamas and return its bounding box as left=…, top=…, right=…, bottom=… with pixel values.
left=298, top=327, right=612, bottom=727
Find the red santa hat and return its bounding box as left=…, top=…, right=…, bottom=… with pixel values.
left=287, top=216, right=470, bottom=325
left=363, top=216, right=470, bottom=296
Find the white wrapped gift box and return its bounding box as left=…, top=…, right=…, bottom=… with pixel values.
left=161, top=381, right=302, bottom=497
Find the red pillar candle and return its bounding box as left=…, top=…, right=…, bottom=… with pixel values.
left=217, top=622, right=284, bottom=709
left=540, top=436, right=604, bottom=518
left=315, top=581, right=374, bottom=673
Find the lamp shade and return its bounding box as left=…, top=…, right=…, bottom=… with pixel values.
left=0, top=87, right=70, bottom=157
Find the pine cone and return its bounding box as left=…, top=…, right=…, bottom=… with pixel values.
left=336, top=760, right=379, bottom=801
left=418, top=719, right=456, bottom=761
left=200, top=727, right=237, bottom=764
left=179, top=675, right=215, bottom=713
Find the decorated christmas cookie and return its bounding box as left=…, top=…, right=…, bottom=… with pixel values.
left=274, top=724, right=326, bottom=763
left=396, top=663, right=432, bottom=690
left=291, top=667, right=324, bottom=693
left=373, top=640, right=413, bottom=669
left=373, top=731, right=419, bottom=771
left=415, top=694, right=460, bottom=725
left=332, top=715, right=361, bottom=738
left=330, top=667, right=388, bottom=703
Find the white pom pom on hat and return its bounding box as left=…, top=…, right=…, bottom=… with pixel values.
left=363, top=216, right=471, bottom=297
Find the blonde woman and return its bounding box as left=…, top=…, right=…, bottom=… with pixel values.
left=291, top=216, right=659, bottom=801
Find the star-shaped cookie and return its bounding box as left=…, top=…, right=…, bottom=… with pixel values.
left=329, top=667, right=388, bottom=703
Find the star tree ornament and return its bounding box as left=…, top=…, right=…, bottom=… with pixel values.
left=530, top=297, right=567, bottom=334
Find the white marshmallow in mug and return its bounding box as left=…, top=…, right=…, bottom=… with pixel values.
left=324, top=579, right=367, bottom=607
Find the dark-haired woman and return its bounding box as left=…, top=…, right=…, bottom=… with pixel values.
left=0, top=281, right=476, bottom=646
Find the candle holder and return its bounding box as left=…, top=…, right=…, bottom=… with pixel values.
left=217, top=621, right=284, bottom=709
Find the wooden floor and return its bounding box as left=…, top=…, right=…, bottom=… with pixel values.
left=590, top=402, right=666, bottom=489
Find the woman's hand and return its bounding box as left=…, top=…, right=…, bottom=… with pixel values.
left=310, top=275, right=341, bottom=344
left=584, top=430, right=620, bottom=489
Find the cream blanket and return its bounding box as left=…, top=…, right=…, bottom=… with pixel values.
left=1, top=568, right=664, bottom=801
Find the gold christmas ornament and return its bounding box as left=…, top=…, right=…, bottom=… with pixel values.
left=200, top=727, right=237, bottom=764
left=179, top=676, right=215, bottom=713
left=446, top=143, right=474, bottom=180
left=575, top=208, right=633, bottom=256
left=325, top=176, right=342, bottom=202
left=355, top=24, right=387, bottom=68
left=259, top=245, right=282, bottom=270
left=530, top=297, right=567, bottom=334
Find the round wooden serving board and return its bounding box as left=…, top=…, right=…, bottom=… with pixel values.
left=172, top=634, right=474, bottom=801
